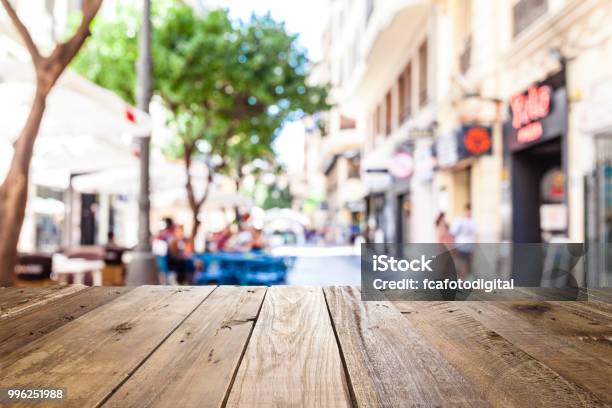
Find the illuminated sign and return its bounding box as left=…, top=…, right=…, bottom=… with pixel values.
left=505, top=70, right=567, bottom=152
left=510, top=85, right=551, bottom=144
left=463, top=126, right=492, bottom=155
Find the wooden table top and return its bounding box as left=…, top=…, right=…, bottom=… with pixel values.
left=0, top=285, right=610, bottom=407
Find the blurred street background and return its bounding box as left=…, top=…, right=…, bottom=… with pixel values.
left=0, top=0, right=610, bottom=287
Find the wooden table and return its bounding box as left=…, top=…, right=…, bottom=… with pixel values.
left=0, top=285, right=610, bottom=407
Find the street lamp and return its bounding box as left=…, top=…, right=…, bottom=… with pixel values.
left=126, top=0, right=159, bottom=285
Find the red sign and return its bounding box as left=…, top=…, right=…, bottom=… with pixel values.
left=463, top=127, right=492, bottom=155
left=510, top=85, right=551, bottom=144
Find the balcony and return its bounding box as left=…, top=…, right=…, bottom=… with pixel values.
left=321, top=128, right=364, bottom=170
left=342, top=0, right=429, bottom=114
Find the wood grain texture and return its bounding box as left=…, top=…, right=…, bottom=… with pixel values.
left=226, top=286, right=351, bottom=408
left=103, top=286, right=266, bottom=408
left=399, top=301, right=608, bottom=407
left=489, top=301, right=612, bottom=364
left=0, top=284, right=87, bottom=318
left=0, top=285, right=215, bottom=408
left=0, top=286, right=131, bottom=357
left=325, top=286, right=488, bottom=407
left=457, top=301, right=612, bottom=403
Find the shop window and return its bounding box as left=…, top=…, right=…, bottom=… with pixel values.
left=418, top=41, right=428, bottom=107
left=513, top=0, right=547, bottom=37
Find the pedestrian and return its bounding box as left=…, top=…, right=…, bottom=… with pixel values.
left=450, top=204, right=479, bottom=278
left=168, top=225, right=192, bottom=284
left=435, top=212, right=453, bottom=244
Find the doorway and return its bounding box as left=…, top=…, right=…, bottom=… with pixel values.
left=511, top=137, right=564, bottom=242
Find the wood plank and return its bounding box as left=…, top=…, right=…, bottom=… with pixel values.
left=0, top=284, right=87, bottom=319
left=554, top=300, right=612, bottom=322
left=586, top=288, right=612, bottom=302
left=0, top=285, right=215, bottom=408
left=489, top=301, right=612, bottom=364
left=325, top=286, right=488, bottom=407
left=399, top=301, right=608, bottom=407
left=451, top=301, right=612, bottom=403
left=226, top=286, right=350, bottom=407
left=0, top=287, right=131, bottom=357
left=102, top=286, right=266, bottom=408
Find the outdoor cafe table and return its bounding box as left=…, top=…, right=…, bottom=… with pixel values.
left=0, top=285, right=610, bottom=407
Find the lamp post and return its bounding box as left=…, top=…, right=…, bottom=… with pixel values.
left=126, top=0, right=159, bottom=284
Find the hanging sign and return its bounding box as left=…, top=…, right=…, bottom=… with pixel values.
left=389, top=152, right=414, bottom=179
left=505, top=70, right=567, bottom=152
left=462, top=126, right=492, bottom=155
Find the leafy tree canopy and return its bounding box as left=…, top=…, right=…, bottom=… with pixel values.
left=72, top=3, right=329, bottom=180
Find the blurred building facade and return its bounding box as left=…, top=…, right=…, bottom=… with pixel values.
left=317, top=2, right=367, bottom=244
left=324, top=0, right=612, bottom=266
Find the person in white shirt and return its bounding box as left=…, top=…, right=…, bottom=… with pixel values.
left=450, top=204, right=479, bottom=278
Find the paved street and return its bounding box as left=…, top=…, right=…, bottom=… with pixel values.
left=273, top=246, right=362, bottom=286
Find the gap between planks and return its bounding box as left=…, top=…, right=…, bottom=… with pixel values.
left=101, top=286, right=267, bottom=408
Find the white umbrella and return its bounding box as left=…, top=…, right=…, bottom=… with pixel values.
left=264, top=208, right=310, bottom=226
left=71, top=158, right=200, bottom=195
left=0, top=59, right=151, bottom=142
left=0, top=58, right=151, bottom=188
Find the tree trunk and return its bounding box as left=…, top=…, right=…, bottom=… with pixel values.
left=183, top=145, right=213, bottom=245
left=0, top=91, right=47, bottom=286
left=0, top=0, right=102, bottom=285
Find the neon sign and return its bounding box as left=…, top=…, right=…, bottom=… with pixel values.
left=510, top=85, right=551, bottom=144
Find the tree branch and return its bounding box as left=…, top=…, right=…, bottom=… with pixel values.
left=44, top=0, right=103, bottom=88
left=196, top=163, right=213, bottom=208
left=0, top=0, right=41, bottom=66
left=183, top=142, right=198, bottom=211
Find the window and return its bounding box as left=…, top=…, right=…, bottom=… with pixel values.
left=459, top=36, right=472, bottom=74
left=402, top=63, right=412, bottom=121
left=374, top=105, right=381, bottom=135
left=513, top=0, right=547, bottom=37
left=458, top=0, right=472, bottom=74
left=347, top=155, right=361, bottom=179
left=385, top=91, right=392, bottom=136
left=340, top=116, right=356, bottom=130
left=418, top=41, right=428, bottom=107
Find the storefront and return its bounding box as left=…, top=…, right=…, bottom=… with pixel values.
left=503, top=70, right=568, bottom=243
left=435, top=125, right=494, bottom=221
left=388, top=145, right=413, bottom=243
left=581, top=77, right=612, bottom=285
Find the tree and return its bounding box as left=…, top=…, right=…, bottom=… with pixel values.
left=73, top=4, right=329, bottom=242
left=0, top=0, right=103, bottom=286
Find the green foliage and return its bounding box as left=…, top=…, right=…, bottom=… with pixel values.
left=72, top=3, right=329, bottom=183
left=71, top=6, right=140, bottom=105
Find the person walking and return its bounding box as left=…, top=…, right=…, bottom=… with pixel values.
left=450, top=204, right=479, bottom=278
left=435, top=213, right=454, bottom=244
